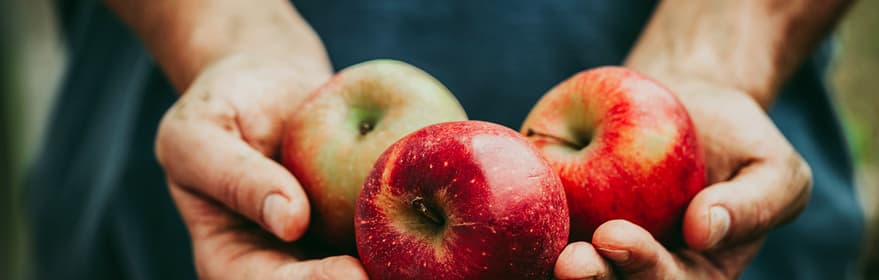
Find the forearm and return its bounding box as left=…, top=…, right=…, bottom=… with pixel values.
left=625, top=0, right=853, bottom=108
left=104, top=0, right=332, bottom=92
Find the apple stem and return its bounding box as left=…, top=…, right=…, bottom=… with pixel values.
left=412, top=196, right=444, bottom=226
left=525, top=128, right=586, bottom=150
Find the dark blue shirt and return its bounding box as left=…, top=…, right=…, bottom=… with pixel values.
left=28, top=1, right=864, bottom=279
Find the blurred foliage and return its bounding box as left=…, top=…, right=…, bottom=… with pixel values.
left=844, top=117, right=870, bottom=164
left=829, top=0, right=879, bottom=277
left=3, top=1, right=65, bottom=279
left=832, top=0, right=879, bottom=166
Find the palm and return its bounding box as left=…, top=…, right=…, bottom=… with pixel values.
left=555, top=81, right=811, bottom=280
left=156, top=55, right=367, bottom=279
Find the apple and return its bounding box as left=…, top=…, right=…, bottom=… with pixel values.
left=520, top=66, right=706, bottom=244
left=355, top=121, right=569, bottom=279
left=282, top=60, right=467, bottom=250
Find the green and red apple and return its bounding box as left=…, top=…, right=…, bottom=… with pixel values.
left=282, top=60, right=467, bottom=250
left=355, top=121, right=569, bottom=279
left=521, top=66, right=706, bottom=244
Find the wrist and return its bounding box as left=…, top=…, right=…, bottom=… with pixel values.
left=623, top=0, right=852, bottom=110
left=107, top=0, right=331, bottom=92
left=621, top=2, right=780, bottom=108
left=624, top=44, right=777, bottom=109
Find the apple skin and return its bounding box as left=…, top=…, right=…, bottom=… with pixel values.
left=282, top=60, right=467, bottom=250
left=520, top=66, right=706, bottom=245
left=355, top=121, right=569, bottom=280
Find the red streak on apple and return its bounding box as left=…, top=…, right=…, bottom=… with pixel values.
left=356, top=121, right=569, bottom=279
left=522, top=66, right=706, bottom=245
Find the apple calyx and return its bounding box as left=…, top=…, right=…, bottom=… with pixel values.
left=525, top=128, right=591, bottom=150
left=351, top=106, right=383, bottom=137
left=359, top=120, right=375, bottom=135
left=412, top=196, right=445, bottom=227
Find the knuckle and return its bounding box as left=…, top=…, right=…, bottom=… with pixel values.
left=795, top=155, right=813, bottom=191
left=786, top=155, right=813, bottom=223
left=154, top=97, right=201, bottom=167
left=217, top=171, right=245, bottom=212
left=729, top=188, right=774, bottom=241
left=786, top=153, right=812, bottom=212
left=751, top=200, right=774, bottom=236
left=782, top=150, right=812, bottom=191
left=154, top=116, right=177, bottom=167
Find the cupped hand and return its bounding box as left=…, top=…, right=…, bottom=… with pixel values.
left=554, top=80, right=812, bottom=279
left=155, top=54, right=368, bottom=279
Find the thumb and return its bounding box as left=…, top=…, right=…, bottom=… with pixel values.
left=554, top=242, right=615, bottom=280
left=157, top=117, right=310, bottom=241
left=683, top=157, right=812, bottom=250
left=592, top=220, right=681, bottom=279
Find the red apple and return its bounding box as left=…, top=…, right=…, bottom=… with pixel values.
left=520, top=66, right=706, bottom=244
left=282, top=60, right=467, bottom=250
left=355, top=121, right=569, bottom=279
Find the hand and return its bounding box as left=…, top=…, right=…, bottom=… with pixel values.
left=553, top=79, right=812, bottom=279
left=155, top=54, right=368, bottom=279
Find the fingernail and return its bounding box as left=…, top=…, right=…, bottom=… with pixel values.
left=706, top=206, right=731, bottom=249
left=263, top=194, right=291, bottom=238
left=559, top=243, right=604, bottom=279
left=597, top=247, right=630, bottom=264
left=568, top=242, right=590, bottom=260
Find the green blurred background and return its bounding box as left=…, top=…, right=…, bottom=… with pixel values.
left=1, top=0, right=877, bottom=279
left=832, top=0, right=879, bottom=277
